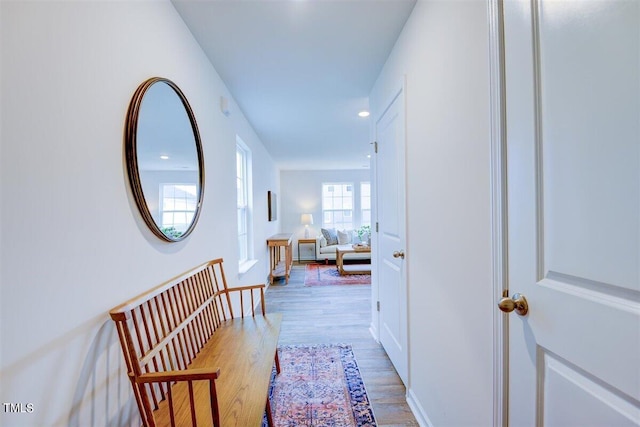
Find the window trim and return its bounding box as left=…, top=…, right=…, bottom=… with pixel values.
left=321, top=182, right=355, bottom=230
left=236, top=137, right=254, bottom=267
left=159, top=183, right=198, bottom=238
left=360, top=181, right=371, bottom=227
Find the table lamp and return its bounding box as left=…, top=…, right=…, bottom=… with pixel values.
left=301, top=213, right=314, bottom=238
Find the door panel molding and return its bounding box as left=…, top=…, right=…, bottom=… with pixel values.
left=535, top=0, right=639, bottom=290
left=531, top=0, right=546, bottom=283
left=539, top=348, right=640, bottom=425
left=544, top=271, right=640, bottom=303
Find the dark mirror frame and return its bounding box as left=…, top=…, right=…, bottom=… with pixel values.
left=124, top=77, right=205, bottom=242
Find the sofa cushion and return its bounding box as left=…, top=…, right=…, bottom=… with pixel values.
left=318, top=243, right=371, bottom=259
left=319, top=245, right=338, bottom=254
left=321, top=228, right=338, bottom=246
left=337, top=229, right=352, bottom=245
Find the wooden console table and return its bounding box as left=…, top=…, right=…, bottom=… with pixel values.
left=336, top=245, right=372, bottom=276
left=267, top=233, right=293, bottom=284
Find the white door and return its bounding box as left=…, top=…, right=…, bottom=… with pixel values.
left=375, top=86, right=408, bottom=385
left=503, top=0, right=640, bottom=425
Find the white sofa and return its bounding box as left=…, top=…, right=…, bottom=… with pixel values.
left=315, top=229, right=371, bottom=262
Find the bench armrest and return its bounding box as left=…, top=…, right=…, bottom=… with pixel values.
left=227, top=284, right=267, bottom=316
left=133, top=367, right=221, bottom=384
left=133, top=368, right=222, bottom=426
left=228, top=283, right=265, bottom=292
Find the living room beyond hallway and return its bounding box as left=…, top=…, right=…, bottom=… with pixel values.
left=265, top=264, right=418, bottom=426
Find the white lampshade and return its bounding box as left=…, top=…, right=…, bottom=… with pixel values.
left=300, top=213, right=314, bottom=225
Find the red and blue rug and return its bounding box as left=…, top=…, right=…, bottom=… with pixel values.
left=304, top=264, right=371, bottom=286
left=265, top=343, right=377, bottom=426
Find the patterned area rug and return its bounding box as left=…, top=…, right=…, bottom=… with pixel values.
left=266, top=344, right=377, bottom=427
left=304, top=264, right=371, bottom=286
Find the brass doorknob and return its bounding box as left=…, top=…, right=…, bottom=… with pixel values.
left=498, top=293, right=529, bottom=316
left=393, top=250, right=405, bottom=259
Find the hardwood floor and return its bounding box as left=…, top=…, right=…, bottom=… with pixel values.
left=264, top=263, right=419, bottom=426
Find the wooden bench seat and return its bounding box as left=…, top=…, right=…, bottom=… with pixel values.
left=109, top=258, right=282, bottom=427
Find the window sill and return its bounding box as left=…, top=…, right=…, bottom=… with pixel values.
left=238, top=259, right=258, bottom=275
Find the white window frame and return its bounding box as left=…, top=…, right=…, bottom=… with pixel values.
left=360, top=181, right=371, bottom=227
left=321, top=182, right=354, bottom=230
left=159, top=183, right=198, bottom=238
left=236, top=137, right=255, bottom=272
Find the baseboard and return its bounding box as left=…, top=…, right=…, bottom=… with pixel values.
left=406, top=388, right=434, bottom=427
left=369, top=323, right=379, bottom=342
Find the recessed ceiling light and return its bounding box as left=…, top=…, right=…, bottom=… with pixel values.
left=358, top=111, right=370, bottom=118
left=160, top=155, right=170, bottom=160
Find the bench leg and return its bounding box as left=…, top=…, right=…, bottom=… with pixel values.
left=265, top=397, right=274, bottom=427
left=274, top=350, right=281, bottom=374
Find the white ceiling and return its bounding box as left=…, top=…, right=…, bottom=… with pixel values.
left=172, top=0, right=416, bottom=170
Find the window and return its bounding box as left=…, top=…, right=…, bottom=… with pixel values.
left=236, top=142, right=252, bottom=264
left=322, top=183, right=353, bottom=230
left=360, top=182, right=371, bottom=227
left=160, top=184, right=198, bottom=238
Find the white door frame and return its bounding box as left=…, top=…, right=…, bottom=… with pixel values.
left=488, top=0, right=508, bottom=425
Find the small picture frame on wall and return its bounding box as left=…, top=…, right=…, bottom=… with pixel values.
left=268, top=191, right=277, bottom=221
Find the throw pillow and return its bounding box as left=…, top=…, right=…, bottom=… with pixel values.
left=337, top=229, right=351, bottom=245
left=321, top=228, right=338, bottom=246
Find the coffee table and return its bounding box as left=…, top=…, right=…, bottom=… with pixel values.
left=336, top=246, right=371, bottom=276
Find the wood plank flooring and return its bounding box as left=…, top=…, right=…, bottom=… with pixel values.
left=264, top=263, right=419, bottom=426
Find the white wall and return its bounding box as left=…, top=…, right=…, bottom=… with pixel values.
left=369, top=1, right=494, bottom=426
left=0, top=1, right=278, bottom=426
left=280, top=169, right=371, bottom=259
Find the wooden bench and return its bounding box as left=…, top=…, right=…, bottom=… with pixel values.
left=109, top=258, right=282, bottom=427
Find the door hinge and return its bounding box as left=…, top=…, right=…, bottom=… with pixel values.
left=375, top=222, right=379, bottom=232
left=376, top=301, right=380, bottom=312
left=374, top=141, right=378, bottom=153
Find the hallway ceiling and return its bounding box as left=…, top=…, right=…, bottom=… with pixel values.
left=172, top=0, right=416, bottom=170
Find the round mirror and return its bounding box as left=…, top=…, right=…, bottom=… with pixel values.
left=125, top=77, right=205, bottom=242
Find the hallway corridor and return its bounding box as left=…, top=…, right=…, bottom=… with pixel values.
left=265, top=264, right=418, bottom=426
